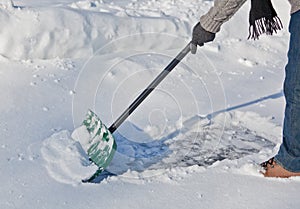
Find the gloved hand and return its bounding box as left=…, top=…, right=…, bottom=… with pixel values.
left=190, top=22, right=216, bottom=54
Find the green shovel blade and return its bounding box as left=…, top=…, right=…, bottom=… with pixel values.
left=82, top=110, right=117, bottom=181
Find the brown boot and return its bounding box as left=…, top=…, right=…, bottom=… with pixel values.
left=261, top=157, right=300, bottom=178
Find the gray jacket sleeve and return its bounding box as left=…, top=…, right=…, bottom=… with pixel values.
left=200, top=0, right=247, bottom=33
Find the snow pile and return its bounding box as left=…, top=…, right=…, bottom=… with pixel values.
left=0, top=0, right=200, bottom=60
left=40, top=130, right=98, bottom=185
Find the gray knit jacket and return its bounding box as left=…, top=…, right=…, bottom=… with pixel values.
left=200, top=0, right=300, bottom=33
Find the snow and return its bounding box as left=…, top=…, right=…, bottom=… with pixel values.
left=1, top=0, right=300, bottom=209
left=41, top=130, right=98, bottom=185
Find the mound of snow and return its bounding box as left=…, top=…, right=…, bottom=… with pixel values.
left=41, top=130, right=98, bottom=185
left=0, top=0, right=195, bottom=60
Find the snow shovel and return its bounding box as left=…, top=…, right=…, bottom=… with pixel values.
left=81, top=43, right=191, bottom=182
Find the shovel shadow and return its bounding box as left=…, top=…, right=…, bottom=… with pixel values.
left=94, top=91, right=283, bottom=182
left=206, top=91, right=283, bottom=119
left=161, top=91, right=283, bottom=141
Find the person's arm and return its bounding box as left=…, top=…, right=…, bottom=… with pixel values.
left=191, top=0, right=247, bottom=54
left=200, top=0, right=247, bottom=33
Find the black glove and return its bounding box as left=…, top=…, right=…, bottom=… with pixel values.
left=190, top=22, right=216, bottom=54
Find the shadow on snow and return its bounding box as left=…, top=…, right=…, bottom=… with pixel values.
left=93, top=91, right=282, bottom=183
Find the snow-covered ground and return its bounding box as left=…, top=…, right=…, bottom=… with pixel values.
left=1, top=0, right=300, bottom=208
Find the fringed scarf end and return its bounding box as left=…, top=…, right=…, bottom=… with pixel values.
left=248, top=16, right=283, bottom=40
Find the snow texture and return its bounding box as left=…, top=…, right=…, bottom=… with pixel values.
left=1, top=0, right=300, bottom=209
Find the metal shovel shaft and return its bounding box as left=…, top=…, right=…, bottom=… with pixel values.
left=108, top=43, right=191, bottom=133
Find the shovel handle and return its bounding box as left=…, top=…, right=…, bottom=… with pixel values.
left=108, top=43, right=191, bottom=133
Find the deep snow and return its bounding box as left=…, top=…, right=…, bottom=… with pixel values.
left=1, top=0, right=300, bottom=209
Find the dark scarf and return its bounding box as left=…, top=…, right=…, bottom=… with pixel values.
left=248, top=0, right=283, bottom=40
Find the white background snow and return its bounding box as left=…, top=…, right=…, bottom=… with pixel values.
left=1, top=0, right=300, bottom=208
